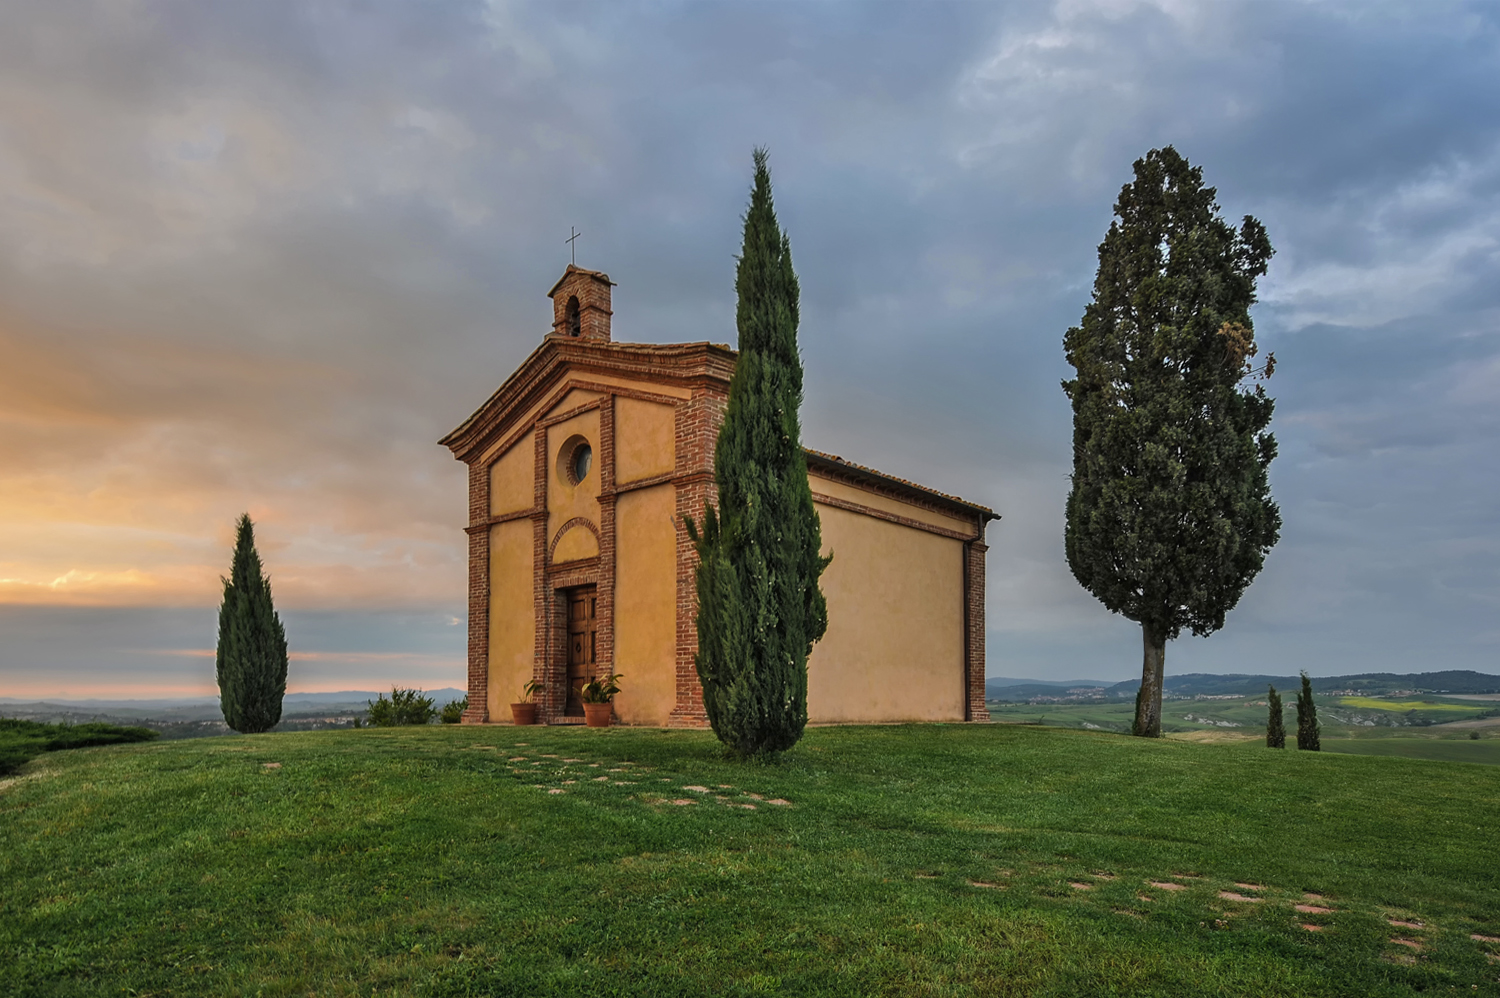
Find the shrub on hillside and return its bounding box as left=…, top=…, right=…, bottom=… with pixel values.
left=440, top=697, right=468, bottom=724
left=366, top=688, right=435, bottom=727
left=1295, top=671, right=1320, bottom=751
left=1266, top=685, right=1285, bottom=748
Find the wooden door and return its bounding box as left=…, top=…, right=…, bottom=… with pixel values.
left=564, top=585, right=598, bottom=716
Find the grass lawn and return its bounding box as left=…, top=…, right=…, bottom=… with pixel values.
left=3, top=724, right=1499, bottom=996
left=0, top=717, right=159, bottom=775
left=1321, top=738, right=1500, bottom=766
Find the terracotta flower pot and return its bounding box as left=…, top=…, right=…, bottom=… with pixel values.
left=510, top=702, right=538, bottom=726
left=583, top=702, right=613, bottom=728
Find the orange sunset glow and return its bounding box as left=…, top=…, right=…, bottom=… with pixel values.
left=2, top=1, right=1497, bottom=705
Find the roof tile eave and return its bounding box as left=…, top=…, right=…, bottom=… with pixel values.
left=804, top=448, right=998, bottom=521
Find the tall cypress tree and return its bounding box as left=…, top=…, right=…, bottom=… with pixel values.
left=687, top=148, right=830, bottom=758
left=1266, top=684, right=1285, bottom=748
left=216, top=514, right=288, bottom=734
left=1063, top=146, right=1279, bottom=738
left=1295, top=671, right=1320, bottom=751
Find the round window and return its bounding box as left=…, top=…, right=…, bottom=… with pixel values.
left=557, top=434, right=594, bottom=486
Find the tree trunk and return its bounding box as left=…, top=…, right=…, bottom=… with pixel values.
left=1134, top=622, right=1166, bottom=737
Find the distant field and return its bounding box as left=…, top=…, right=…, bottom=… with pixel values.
left=3, top=724, right=1499, bottom=996
left=989, top=696, right=1497, bottom=743
left=987, top=698, right=1283, bottom=734
left=1338, top=697, right=1476, bottom=713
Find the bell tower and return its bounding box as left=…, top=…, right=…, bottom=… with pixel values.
left=548, top=265, right=614, bottom=342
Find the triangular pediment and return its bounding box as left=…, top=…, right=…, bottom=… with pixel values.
left=439, top=337, right=734, bottom=464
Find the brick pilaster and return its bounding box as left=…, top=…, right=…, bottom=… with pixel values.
left=597, top=395, right=617, bottom=685
left=668, top=382, right=727, bottom=728
left=964, top=531, right=991, bottom=722
left=461, top=460, right=491, bottom=723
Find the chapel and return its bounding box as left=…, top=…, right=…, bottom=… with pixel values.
left=440, top=265, right=997, bottom=726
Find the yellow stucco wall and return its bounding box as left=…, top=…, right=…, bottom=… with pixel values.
left=478, top=374, right=690, bottom=465
left=551, top=523, right=599, bottom=563
left=547, top=388, right=600, bottom=418
left=808, top=502, right=966, bottom=722
left=489, top=437, right=534, bottom=517
left=615, top=396, right=676, bottom=484
left=488, top=518, right=535, bottom=719
left=808, top=472, right=975, bottom=536
left=612, top=484, right=677, bottom=725
left=546, top=410, right=602, bottom=558
left=481, top=377, right=976, bottom=727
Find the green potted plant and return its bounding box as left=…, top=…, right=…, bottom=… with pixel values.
left=511, top=679, right=543, bottom=726
left=577, top=673, right=623, bottom=728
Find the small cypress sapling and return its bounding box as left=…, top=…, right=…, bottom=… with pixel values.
left=216, top=514, right=289, bottom=734
left=1295, top=671, right=1320, bottom=751
left=1266, top=684, right=1285, bottom=748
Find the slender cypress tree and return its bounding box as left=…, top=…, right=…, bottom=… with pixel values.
left=1063, top=146, right=1279, bottom=738
left=1295, top=671, right=1320, bottom=751
left=686, top=148, right=830, bottom=758
left=1266, top=684, right=1285, bottom=748
left=216, top=514, right=288, bottom=733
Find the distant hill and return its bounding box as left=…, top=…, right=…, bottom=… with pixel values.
left=0, top=688, right=470, bottom=735
left=987, top=670, right=1500, bottom=703
left=984, top=677, right=1114, bottom=689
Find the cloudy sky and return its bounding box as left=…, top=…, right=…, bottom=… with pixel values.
left=1, top=0, right=1497, bottom=698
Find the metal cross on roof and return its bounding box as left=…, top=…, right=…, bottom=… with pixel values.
left=566, top=226, right=581, bottom=265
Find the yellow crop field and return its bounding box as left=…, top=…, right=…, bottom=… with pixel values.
left=1338, top=696, right=1473, bottom=712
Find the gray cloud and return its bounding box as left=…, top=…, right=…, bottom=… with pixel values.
left=0, top=0, right=1497, bottom=695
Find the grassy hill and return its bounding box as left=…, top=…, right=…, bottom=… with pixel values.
left=2, top=725, right=1498, bottom=996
